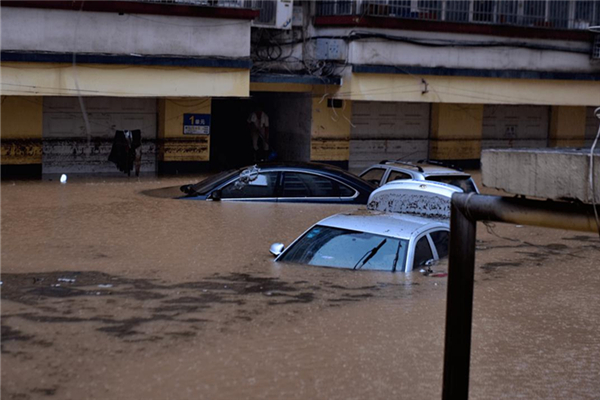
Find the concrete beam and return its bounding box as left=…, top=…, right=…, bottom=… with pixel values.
left=481, top=148, right=600, bottom=203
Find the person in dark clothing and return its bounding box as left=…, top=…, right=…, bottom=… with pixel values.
left=108, top=129, right=142, bottom=176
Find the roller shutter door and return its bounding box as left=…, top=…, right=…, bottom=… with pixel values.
left=42, top=97, right=157, bottom=174
left=349, top=102, right=430, bottom=172
left=482, top=105, right=549, bottom=149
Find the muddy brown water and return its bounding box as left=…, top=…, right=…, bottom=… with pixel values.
left=2, top=174, right=599, bottom=399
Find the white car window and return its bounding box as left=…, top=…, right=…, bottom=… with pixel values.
left=360, top=168, right=387, bottom=186
left=386, top=170, right=412, bottom=183
left=412, top=236, right=434, bottom=271
left=430, top=230, right=449, bottom=259
left=279, top=226, right=408, bottom=272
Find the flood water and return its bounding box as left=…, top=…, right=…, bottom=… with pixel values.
left=2, top=174, right=599, bottom=399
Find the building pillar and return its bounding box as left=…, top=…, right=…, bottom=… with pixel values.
left=429, top=103, right=483, bottom=166
left=549, top=106, right=586, bottom=148
left=1, top=96, right=43, bottom=178
left=310, top=98, right=351, bottom=169
left=158, top=98, right=211, bottom=173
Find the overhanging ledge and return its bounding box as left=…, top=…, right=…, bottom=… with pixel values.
left=352, top=64, right=600, bottom=82
left=1, top=51, right=252, bottom=70
left=251, top=73, right=341, bottom=86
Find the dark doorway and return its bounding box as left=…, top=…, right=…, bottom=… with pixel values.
left=210, top=98, right=254, bottom=170
left=210, top=93, right=312, bottom=171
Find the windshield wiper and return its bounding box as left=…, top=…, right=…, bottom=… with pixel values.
left=391, top=242, right=403, bottom=272
left=353, top=239, right=387, bottom=270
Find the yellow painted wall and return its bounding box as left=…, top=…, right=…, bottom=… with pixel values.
left=343, top=73, right=600, bottom=106
left=430, top=103, right=483, bottom=160
left=1, top=62, right=249, bottom=98
left=1, top=96, right=43, bottom=164
left=310, top=98, right=352, bottom=162
left=158, top=98, right=212, bottom=162
left=549, top=106, right=587, bottom=147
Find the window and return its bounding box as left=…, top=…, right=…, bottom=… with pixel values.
left=425, top=175, right=478, bottom=193
left=339, top=183, right=357, bottom=198
left=446, top=0, right=470, bottom=23
left=473, top=0, right=495, bottom=22
left=279, top=226, right=408, bottom=272
left=360, top=168, right=387, bottom=186
left=281, top=172, right=338, bottom=198
left=220, top=172, right=278, bottom=199
left=386, top=170, right=412, bottom=183
left=412, top=235, right=434, bottom=270
left=430, top=230, right=449, bottom=259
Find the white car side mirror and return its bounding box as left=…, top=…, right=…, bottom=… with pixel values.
left=270, top=243, right=285, bottom=257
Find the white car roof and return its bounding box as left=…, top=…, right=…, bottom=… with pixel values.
left=317, top=210, right=448, bottom=240
left=383, top=162, right=471, bottom=176
left=368, top=180, right=461, bottom=218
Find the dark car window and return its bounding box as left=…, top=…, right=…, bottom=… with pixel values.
left=412, top=236, right=434, bottom=270
left=220, top=172, right=278, bottom=199
left=189, top=169, right=239, bottom=195
left=430, top=230, right=449, bottom=259
left=281, top=172, right=338, bottom=198
left=386, top=171, right=412, bottom=183
left=426, top=176, right=477, bottom=193
left=339, top=183, right=356, bottom=198
left=360, top=168, right=386, bottom=186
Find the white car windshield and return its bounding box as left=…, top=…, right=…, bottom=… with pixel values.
left=279, top=226, right=409, bottom=272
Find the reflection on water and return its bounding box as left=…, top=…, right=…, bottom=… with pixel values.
left=2, top=176, right=599, bottom=399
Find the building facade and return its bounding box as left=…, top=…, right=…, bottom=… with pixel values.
left=2, top=0, right=600, bottom=177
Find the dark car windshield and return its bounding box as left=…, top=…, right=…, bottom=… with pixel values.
left=189, top=169, right=240, bottom=195
left=426, top=175, right=477, bottom=193
left=279, top=226, right=408, bottom=272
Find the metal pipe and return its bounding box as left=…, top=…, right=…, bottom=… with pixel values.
left=442, top=199, right=477, bottom=400
left=453, top=193, right=599, bottom=233
left=442, top=193, right=599, bottom=400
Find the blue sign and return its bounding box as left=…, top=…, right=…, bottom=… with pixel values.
left=183, top=114, right=211, bottom=135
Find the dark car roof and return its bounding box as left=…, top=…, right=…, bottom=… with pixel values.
left=188, top=162, right=376, bottom=195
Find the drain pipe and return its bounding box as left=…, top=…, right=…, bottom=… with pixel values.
left=442, top=193, right=599, bottom=400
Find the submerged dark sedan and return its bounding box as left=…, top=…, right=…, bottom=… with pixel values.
left=180, top=162, right=376, bottom=204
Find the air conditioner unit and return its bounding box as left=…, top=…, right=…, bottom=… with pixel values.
left=246, top=0, right=294, bottom=30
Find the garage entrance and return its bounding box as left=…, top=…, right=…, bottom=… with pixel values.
left=210, top=93, right=312, bottom=171
left=349, top=102, right=430, bottom=172
left=42, top=97, right=157, bottom=174
left=482, top=105, right=550, bottom=149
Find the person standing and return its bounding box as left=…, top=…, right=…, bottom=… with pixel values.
left=247, top=105, right=269, bottom=162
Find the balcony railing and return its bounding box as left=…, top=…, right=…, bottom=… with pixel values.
left=141, top=0, right=246, bottom=7
left=140, top=0, right=278, bottom=25
left=316, top=0, right=600, bottom=30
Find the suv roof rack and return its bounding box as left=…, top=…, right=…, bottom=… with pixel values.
left=388, top=159, right=424, bottom=172
left=417, top=159, right=463, bottom=172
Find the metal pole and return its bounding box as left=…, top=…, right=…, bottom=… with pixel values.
left=442, top=196, right=477, bottom=400
left=442, top=193, right=599, bottom=400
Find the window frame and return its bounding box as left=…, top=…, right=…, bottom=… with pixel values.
left=212, top=171, right=282, bottom=201
left=279, top=170, right=358, bottom=201
left=384, top=170, right=414, bottom=184
left=360, top=167, right=391, bottom=187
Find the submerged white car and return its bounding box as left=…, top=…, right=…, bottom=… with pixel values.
left=270, top=180, right=460, bottom=272
left=359, top=160, right=479, bottom=193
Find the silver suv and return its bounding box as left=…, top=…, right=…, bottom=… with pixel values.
left=359, top=160, right=479, bottom=193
